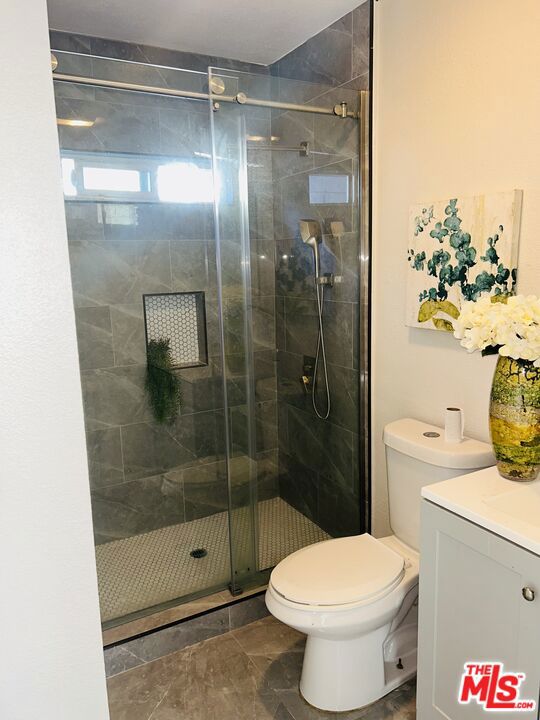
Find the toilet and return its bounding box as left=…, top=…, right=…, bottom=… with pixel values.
left=265, top=418, right=494, bottom=712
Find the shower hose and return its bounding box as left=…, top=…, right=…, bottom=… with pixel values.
left=312, top=280, right=331, bottom=420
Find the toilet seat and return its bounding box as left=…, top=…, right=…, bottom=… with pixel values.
left=270, top=533, right=405, bottom=607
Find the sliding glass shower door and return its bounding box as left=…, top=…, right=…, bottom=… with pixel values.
left=53, top=48, right=364, bottom=629
left=209, top=66, right=365, bottom=594
left=210, top=70, right=259, bottom=594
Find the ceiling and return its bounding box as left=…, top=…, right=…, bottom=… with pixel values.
left=46, top=0, right=361, bottom=66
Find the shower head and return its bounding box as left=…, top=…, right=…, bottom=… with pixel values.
left=299, top=219, right=322, bottom=247
left=299, top=219, right=322, bottom=278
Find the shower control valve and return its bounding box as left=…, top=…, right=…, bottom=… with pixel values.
left=317, top=273, right=335, bottom=287
left=301, top=356, right=316, bottom=395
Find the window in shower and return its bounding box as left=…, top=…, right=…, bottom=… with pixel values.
left=60, top=150, right=213, bottom=204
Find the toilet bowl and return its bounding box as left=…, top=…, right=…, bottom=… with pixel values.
left=266, top=534, right=419, bottom=711
left=265, top=418, right=495, bottom=712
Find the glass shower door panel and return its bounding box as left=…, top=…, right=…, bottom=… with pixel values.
left=209, top=71, right=259, bottom=592
left=53, top=53, right=232, bottom=626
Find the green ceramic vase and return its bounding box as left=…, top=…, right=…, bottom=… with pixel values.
left=489, top=356, right=540, bottom=481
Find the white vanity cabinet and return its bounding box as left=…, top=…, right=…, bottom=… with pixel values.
left=417, top=499, right=540, bottom=719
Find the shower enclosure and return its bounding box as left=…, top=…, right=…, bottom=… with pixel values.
left=52, top=49, right=369, bottom=630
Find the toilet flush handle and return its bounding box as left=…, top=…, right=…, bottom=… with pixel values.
left=522, top=587, right=535, bottom=602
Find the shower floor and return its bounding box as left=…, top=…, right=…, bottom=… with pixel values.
left=96, top=497, right=329, bottom=623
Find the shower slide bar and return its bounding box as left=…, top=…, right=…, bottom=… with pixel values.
left=51, top=73, right=358, bottom=119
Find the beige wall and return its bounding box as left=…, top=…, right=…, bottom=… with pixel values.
left=371, top=0, right=540, bottom=535
left=0, top=1, right=109, bottom=717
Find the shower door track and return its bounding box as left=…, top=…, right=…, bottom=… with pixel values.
left=51, top=72, right=358, bottom=118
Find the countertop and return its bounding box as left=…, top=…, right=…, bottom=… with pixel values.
left=422, top=466, right=540, bottom=556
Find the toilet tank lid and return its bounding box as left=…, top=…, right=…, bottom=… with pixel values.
left=383, top=418, right=495, bottom=469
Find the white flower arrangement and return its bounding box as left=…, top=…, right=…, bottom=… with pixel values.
left=453, top=294, right=540, bottom=367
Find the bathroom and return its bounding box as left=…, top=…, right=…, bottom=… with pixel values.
left=1, top=0, right=539, bottom=718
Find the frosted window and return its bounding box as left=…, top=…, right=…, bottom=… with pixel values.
left=157, top=163, right=214, bottom=204
left=309, top=174, right=349, bottom=204
left=82, top=166, right=141, bottom=192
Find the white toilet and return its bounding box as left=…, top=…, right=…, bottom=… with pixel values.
left=265, top=418, right=494, bottom=712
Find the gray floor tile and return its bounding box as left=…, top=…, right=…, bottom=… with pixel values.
left=106, top=617, right=417, bottom=720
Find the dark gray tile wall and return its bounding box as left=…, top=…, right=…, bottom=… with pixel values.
left=50, top=30, right=269, bottom=77
left=269, top=1, right=370, bottom=538
left=270, top=1, right=370, bottom=91
left=53, top=1, right=369, bottom=548
left=54, top=48, right=278, bottom=545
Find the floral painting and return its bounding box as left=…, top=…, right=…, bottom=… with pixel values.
left=406, top=190, right=522, bottom=331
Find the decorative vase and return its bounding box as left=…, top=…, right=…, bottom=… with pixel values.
left=489, top=356, right=540, bottom=481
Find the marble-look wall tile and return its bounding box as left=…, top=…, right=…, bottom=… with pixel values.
left=313, top=110, right=359, bottom=167
left=276, top=350, right=311, bottom=415
left=50, top=30, right=269, bottom=77
left=56, top=97, right=161, bottom=154
left=248, top=181, right=274, bottom=241
left=175, top=409, right=226, bottom=461
left=120, top=421, right=200, bottom=482
left=283, top=297, right=354, bottom=369
left=97, top=203, right=214, bottom=243
left=317, top=472, right=361, bottom=537
left=110, top=303, right=146, bottom=366
left=64, top=202, right=104, bottom=242
left=251, top=240, right=276, bottom=297
left=68, top=239, right=172, bottom=308
left=251, top=295, right=276, bottom=351
left=286, top=405, right=354, bottom=490
left=81, top=364, right=151, bottom=431
left=49, top=30, right=92, bottom=54
left=181, top=461, right=229, bottom=521
left=353, top=1, right=371, bottom=79
left=229, top=400, right=278, bottom=456
left=86, top=427, right=124, bottom=488
left=170, top=240, right=216, bottom=293
left=92, top=473, right=185, bottom=543
left=272, top=27, right=353, bottom=87
left=256, top=449, right=279, bottom=500
left=158, top=106, right=211, bottom=156
left=254, top=349, right=277, bottom=402
left=324, top=232, right=360, bottom=304
left=271, top=111, right=314, bottom=180
left=75, top=306, right=114, bottom=370
left=269, top=2, right=369, bottom=540
left=278, top=452, right=318, bottom=524
left=176, top=362, right=227, bottom=414
left=278, top=159, right=356, bottom=241
left=326, top=363, right=359, bottom=435
left=275, top=238, right=314, bottom=301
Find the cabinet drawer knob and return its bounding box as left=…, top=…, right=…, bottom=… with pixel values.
left=522, top=587, right=535, bottom=602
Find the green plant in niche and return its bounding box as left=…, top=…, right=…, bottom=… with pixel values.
left=145, top=339, right=181, bottom=424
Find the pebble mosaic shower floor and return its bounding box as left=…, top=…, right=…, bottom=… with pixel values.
left=96, top=497, right=329, bottom=623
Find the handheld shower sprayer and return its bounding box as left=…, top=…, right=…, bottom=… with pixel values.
left=299, top=220, right=331, bottom=420
left=299, top=219, right=322, bottom=280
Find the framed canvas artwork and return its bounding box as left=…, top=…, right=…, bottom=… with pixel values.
left=406, top=190, right=522, bottom=331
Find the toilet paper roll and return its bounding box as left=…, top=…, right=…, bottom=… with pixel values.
left=445, top=407, right=464, bottom=443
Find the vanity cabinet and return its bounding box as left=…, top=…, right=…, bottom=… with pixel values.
left=417, top=499, right=540, bottom=719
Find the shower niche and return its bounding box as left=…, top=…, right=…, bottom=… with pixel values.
left=143, top=292, right=208, bottom=369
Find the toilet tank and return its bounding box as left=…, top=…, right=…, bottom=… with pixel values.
left=383, top=418, right=494, bottom=551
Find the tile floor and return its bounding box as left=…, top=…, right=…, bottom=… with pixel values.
left=98, top=498, right=329, bottom=622
left=107, top=615, right=416, bottom=720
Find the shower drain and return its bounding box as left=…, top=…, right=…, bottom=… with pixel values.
left=190, top=548, right=208, bottom=559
